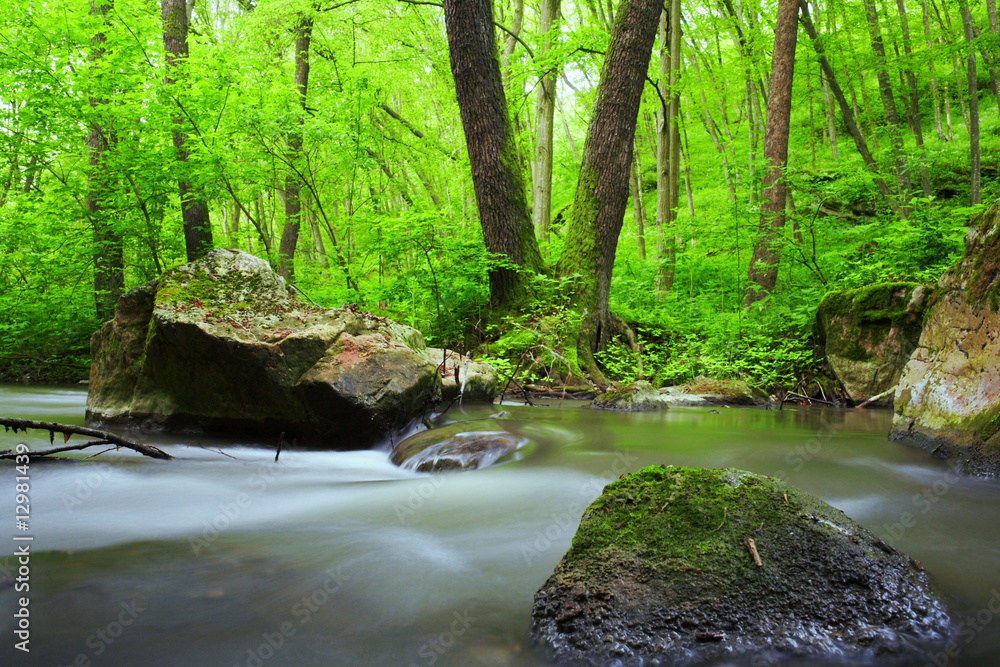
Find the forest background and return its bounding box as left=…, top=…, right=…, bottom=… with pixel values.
left=0, top=0, right=996, bottom=393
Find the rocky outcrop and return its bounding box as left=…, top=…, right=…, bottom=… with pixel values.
left=661, top=376, right=764, bottom=406
left=530, top=466, right=951, bottom=666
left=87, top=249, right=496, bottom=446
left=390, top=419, right=525, bottom=472
left=892, top=201, right=1000, bottom=473
left=590, top=381, right=667, bottom=411
left=815, top=282, right=931, bottom=406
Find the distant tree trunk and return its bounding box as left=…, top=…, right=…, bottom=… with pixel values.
left=863, top=0, right=911, bottom=211
left=88, top=0, right=124, bottom=322
left=162, top=0, right=213, bottom=262
left=630, top=146, right=647, bottom=261
left=799, top=1, right=897, bottom=212
left=959, top=0, right=981, bottom=205
left=443, top=0, right=545, bottom=310
left=655, top=2, right=681, bottom=295
left=532, top=0, right=560, bottom=244
left=820, top=70, right=838, bottom=159
left=894, top=0, right=931, bottom=195
left=277, top=14, right=312, bottom=282
left=921, top=0, right=946, bottom=141
left=745, top=0, right=797, bottom=306
left=988, top=0, right=1000, bottom=116
left=557, top=0, right=663, bottom=353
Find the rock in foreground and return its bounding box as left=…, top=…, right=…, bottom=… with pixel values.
left=87, top=249, right=496, bottom=446
left=530, top=466, right=950, bottom=666
left=892, top=201, right=1000, bottom=473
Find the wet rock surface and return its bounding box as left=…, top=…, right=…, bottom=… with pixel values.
left=389, top=418, right=525, bottom=472
left=87, top=249, right=496, bottom=446
left=892, top=201, right=1000, bottom=474
left=530, top=466, right=951, bottom=666
left=590, top=381, right=667, bottom=411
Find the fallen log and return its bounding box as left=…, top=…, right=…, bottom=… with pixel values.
left=0, top=417, right=173, bottom=460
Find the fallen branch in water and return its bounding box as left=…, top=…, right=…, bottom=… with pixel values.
left=0, top=418, right=173, bottom=460
left=856, top=385, right=897, bottom=409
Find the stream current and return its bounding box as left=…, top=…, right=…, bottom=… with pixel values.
left=2, top=383, right=1000, bottom=666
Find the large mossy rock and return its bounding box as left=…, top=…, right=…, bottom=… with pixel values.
left=590, top=381, right=667, bottom=411
left=815, top=282, right=931, bottom=406
left=87, top=249, right=495, bottom=446
left=530, top=466, right=950, bottom=666
left=892, top=201, right=1000, bottom=472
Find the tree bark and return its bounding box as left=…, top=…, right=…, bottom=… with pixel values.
left=557, top=0, right=663, bottom=350
left=88, top=0, right=124, bottom=322
left=443, top=0, right=545, bottom=311
left=533, top=0, right=560, bottom=245
left=894, top=0, right=931, bottom=195
left=277, top=14, right=313, bottom=282
left=162, top=0, right=213, bottom=262
left=959, top=0, right=981, bottom=205
left=921, top=0, right=946, bottom=141
left=745, top=0, right=797, bottom=306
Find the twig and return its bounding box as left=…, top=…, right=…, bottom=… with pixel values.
left=289, top=283, right=325, bottom=309
left=225, top=316, right=259, bottom=341
left=856, top=385, right=898, bottom=409
left=745, top=537, right=763, bottom=567
left=712, top=507, right=727, bottom=531
left=0, top=418, right=173, bottom=460
left=275, top=433, right=284, bottom=462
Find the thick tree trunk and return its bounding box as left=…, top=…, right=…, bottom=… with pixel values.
left=745, top=0, right=797, bottom=306
left=959, top=0, right=981, bottom=205
left=443, top=0, right=545, bottom=310
left=799, top=2, right=896, bottom=212
left=162, top=0, right=213, bottom=262
left=533, top=0, right=560, bottom=245
left=88, top=0, right=123, bottom=322
left=277, top=15, right=312, bottom=282
left=557, top=0, right=662, bottom=351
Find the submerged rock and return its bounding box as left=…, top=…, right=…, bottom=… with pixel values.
left=87, top=249, right=496, bottom=446
left=530, top=466, right=951, bottom=666
left=892, top=201, right=1000, bottom=473
left=389, top=419, right=525, bottom=472
left=815, top=282, right=930, bottom=406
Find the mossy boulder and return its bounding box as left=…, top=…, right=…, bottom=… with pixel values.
left=590, top=381, right=667, bottom=411
left=815, top=282, right=931, bottom=406
left=530, top=466, right=951, bottom=666
left=892, top=200, right=1000, bottom=473
left=657, top=376, right=765, bottom=407
left=87, top=249, right=496, bottom=446
left=390, top=419, right=525, bottom=472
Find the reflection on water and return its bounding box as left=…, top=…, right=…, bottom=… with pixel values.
left=2, top=384, right=1000, bottom=665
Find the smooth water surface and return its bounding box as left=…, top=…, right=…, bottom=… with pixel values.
left=2, top=384, right=1000, bottom=666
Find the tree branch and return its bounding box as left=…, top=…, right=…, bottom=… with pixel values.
left=0, top=418, right=173, bottom=460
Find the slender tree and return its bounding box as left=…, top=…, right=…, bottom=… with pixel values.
left=532, top=0, right=560, bottom=245
left=745, top=0, right=798, bottom=305
left=443, top=0, right=545, bottom=310
left=958, top=0, right=980, bottom=205
left=162, top=0, right=214, bottom=262
left=88, top=0, right=124, bottom=322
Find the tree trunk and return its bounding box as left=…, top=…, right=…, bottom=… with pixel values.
left=989, top=0, right=1000, bottom=116
left=894, top=0, right=931, bottom=195
left=533, top=0, right=560, bottom=244
left=863, top=0, right=911, bottom=211
left=655, top=9, right=672, bottom=294
left=443, top=0, right=545, bottom=311
left=745, top=0, right=797, bottom=306
left=557, top=0, right=663, bottom=353
left=921, top=0, right=946, bottom=141
left=630, top=146, right=647, bottom=261
left=162, top=0, right=213, bottom=262
left=88, top=0, right=124, bottom=322
left=277, top=15, right=313, bottom=282
left=799, top=1, right=897, bottom=212
left=959, top=0, right=981, bottom=205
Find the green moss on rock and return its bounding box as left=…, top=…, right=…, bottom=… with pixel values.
left=531, top=466, right=951, bottom=665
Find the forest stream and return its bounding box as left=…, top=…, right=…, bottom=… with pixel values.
left=3, top=383, right=1000, bottom=667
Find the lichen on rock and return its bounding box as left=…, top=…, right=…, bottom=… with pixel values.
left=891, top=200, right=1000, bottom=473
left=87, top=249, right=497, bottom=446
left=530, top=466, right=951, bottom=666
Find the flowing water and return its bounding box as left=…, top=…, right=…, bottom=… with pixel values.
left=2, top=384, right=1000, bottom=667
